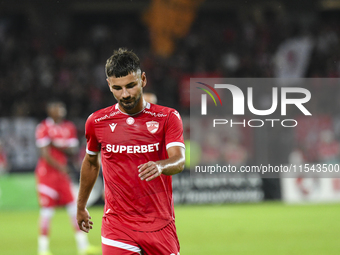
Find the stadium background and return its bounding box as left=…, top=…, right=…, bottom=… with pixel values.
left=1, top=0, right=340, bottom=254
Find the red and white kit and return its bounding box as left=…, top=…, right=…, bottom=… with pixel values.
left=85, top=102, right=184, bottom=254
left=35, top=118, right=79, bottom=207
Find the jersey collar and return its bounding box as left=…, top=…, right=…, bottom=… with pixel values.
left=46, top=117, right=55, bottom=125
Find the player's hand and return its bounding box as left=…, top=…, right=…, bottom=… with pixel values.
left=138, top=161, right=162, bottom=181
left=77, top=208, right=93, bottom=233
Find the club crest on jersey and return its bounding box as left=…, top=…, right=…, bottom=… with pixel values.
left=109, top=123, right=117, bottom=132
left=126, top=117, right=135, bottom=125
left=146, top=121, right=159, bottom=134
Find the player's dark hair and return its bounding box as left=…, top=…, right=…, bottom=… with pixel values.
left=46, top=99, right=65, bottom=109
left=105, top=48, right=141, bottom=78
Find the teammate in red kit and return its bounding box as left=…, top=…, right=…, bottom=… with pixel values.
left=77, top=48, right=185, bottom=255
left=35, top=100, right=100, bottom=255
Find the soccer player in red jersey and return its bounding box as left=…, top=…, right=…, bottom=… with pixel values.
left=35, top=100, right=100, bottom=255
left=77, top=48, right=185, bottom=255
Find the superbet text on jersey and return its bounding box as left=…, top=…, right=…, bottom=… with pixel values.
left=85, top=102, right=185, bottom=232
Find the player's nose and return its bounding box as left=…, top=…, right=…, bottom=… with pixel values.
left=121, top=87, right=130, bottom=98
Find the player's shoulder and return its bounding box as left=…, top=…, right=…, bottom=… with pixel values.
left=86, top=104, right=117, bottom=124
left=62, top=119, right=76, bottom=128
left=148, top=103, right=182, bottom=120
left=36, top=118, right=49, bottom=130
left=37, top=119, right=47, bottom=126
left=147, top=103, right=179, bottom=115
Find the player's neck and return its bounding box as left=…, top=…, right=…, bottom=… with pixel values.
left=53, top=117, right=63, bottom=124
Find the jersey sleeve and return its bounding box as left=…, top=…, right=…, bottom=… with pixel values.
left=35, top=122, right=51, bottom=148
left=165, top=110, right=185, bottom=150
left=85, top=114, right=100, bottom=155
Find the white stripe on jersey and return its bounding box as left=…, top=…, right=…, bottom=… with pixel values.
left=101, top=236, right=142, bottom=254
left=166, top=142, right=185, bottom=150
left=38, top=184, right=59, bottom=199
left=36, top=137, right=51, bottom=148
left=86, top=147, right=99, bottom=155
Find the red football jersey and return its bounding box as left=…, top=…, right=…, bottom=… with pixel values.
left=35, top=117, right=79, bottom=183
left=85, top=102, right=185, bottom=231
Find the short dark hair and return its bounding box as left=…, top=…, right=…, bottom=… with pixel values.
left=46, top=99, right=65, bottom=108
left=105, top=48, right=141, bottom=78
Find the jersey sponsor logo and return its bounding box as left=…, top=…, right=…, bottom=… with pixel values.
left=143, top=110, right=167, bottom=118
left=126, top=117, right=135, bottom=125
left=95, top=114, right=110, bottom=123
left=146, top=121, right=159, bottom=134
left=109, top=123, right=117, bottom=132
left=173, top=110, right=181, bottom=120
left=95, top=111, right=120, bottom=123
left=106, top=143, right=160, bottom=153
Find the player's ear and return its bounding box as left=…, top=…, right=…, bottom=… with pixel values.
left=141, top=72, right=147, bottom=88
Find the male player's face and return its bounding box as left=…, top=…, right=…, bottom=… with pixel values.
left=107, top=71, right=147, bottom=113
left=47, top=102, right=66, bottom=122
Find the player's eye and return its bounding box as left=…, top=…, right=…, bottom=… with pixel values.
left=126, top=83, right=137, bottom=89
left=112, top=86, right=122, bottom=90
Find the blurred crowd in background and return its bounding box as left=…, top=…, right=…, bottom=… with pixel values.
left=1, top=1, right=340, bottom=177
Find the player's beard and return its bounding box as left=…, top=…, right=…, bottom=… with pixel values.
left=119, top=93, right=142, bottom=111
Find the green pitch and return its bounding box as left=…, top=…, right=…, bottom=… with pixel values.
left=1, top=202, right=340, bottom=255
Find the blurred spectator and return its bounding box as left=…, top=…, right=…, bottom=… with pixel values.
left=288, top=146, right=305, bottom=165
left=317, top=129, right=340, bottom=164
left=222, top=136, right=248, bottom=168
left=201, top=132, right=221, bottom=165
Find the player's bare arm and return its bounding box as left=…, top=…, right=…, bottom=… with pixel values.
left=77, top=153, right=100, bottom=233
left=138, top=146, right=185, bottom=181
left=55, top=145, right=78, bottom=156
left=40, top=145, right=69, bottom=173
